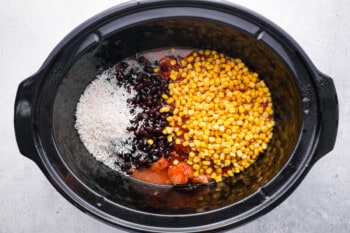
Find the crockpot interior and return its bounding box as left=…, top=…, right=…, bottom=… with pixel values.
left=52, top=18, right=302, bottom=214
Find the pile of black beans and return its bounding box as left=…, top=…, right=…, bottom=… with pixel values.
left=113, top=56, right=174, bottom=174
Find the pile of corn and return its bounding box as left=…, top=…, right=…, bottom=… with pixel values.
left=162, top=50, right=274, bottom=182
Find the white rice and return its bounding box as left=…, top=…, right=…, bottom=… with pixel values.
left=75, top=69, right=138, bottom=170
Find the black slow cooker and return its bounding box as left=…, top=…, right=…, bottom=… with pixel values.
left=14, top=0, right=338, bottom=232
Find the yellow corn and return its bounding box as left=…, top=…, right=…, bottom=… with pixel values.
left=159, top=106, right=171, bottom=113
left=162, top=50, right=274, bottom=183
left=147, top=139, right=154, bottom=145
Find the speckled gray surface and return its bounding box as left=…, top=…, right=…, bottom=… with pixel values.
left=1, top=0, right=349, bottom=232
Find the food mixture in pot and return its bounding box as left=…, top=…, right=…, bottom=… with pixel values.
left=75, top=49, right=274, bottom=185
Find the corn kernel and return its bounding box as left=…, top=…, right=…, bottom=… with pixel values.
left=202, top=161, right=211, bottom=166
left=223, top=148, right=230, bottom=154
left=160, top=106, right=171, bottom=113
left=147, top=139, right=154, bottom=145
left=170, top=73, right=177, bottom=81
left=219, top=125, right=225, bottom=132
left=205, top=167, right=213, bottom=175
left=193, top=157, right=200, bottom=163
left=216, top=167, right=222, bottom=174
left=214, top=175, right=222, bottom=183
left=170, top=59, right=177, bottom=66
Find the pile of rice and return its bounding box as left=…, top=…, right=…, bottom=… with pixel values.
left=75, top=69, right=137, bottom=170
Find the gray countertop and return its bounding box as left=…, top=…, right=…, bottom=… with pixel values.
left=1, top=0, right=349, bottom=232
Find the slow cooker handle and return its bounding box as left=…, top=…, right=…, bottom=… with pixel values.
left=14, top=73, right=42, bottom=166
left=312, top=73, right=339, bottom=164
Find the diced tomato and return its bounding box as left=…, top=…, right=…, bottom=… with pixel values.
left=262, top=102, right=269, bottom=108
left=132, top=168, right=172, bottom=185
left=192, top=174, right=212, bottom=184
left=173, top=137, right=191, bottom=156
left=158, top=56, right=181, bottom=78
left=150, top=157, right=169, bottom=171
left=167, top=162, right=194, bottom=185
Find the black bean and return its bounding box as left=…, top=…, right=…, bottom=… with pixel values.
left=132, top=153, right=142, bottom=159
left=153, top=80, right=161, bottom=86
left=116, top=75, right=123, bottom=82
left=112, top=56, right=179, bottom=174
left=158, top=141, right=164, bottom=148
left=160, top=65, right=168, bottom=72
left=138, top=56, right=146, bottom=64
left=121, top=62, right=129, bottom=69
left=144, top=66, right=154, bottom=73
left=134, top=84, right=142, bottom=91
left=168, top=141, right=175, bottom=148
left=150, top=75, right=157, bottom=81
left=138, top=126, right=146, bottom=135
left=122, top=152, right=131, bottom=159
left=141, top=73, right=148, bottom=80
left=141, top=87, right=150, bottom=94
left=124, top=73, right=131, bottom=81
left=140, top=113, right=147, bottom=120
left=145, top=126, right=154, bottom=133
left=126, top=126, right=135, bottom=131
left=161, top=84, right=168, bottom=90
left=160, top=121, right=168, bottom=127
left=146, top=95, right=153, bottom=101
left=135, top=113, right=142, bottom=121
left=154, top=127, right=162, bottom=133
left=127, top=98, right=135, bottom=104
left=148, top=109, right=156, bottom=115
left=145, top=99, right=151, bottom=106
left=149, top=87, right=156, bottom=93
left=149, top=117, right=157, bottom=123
left=136, top=73, right=143, bottom=81
left=145, top=162, right=152, bottom=168
left=141, top=94, right=148, bottom=101
left=125, top=162, right=131, bottom=169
